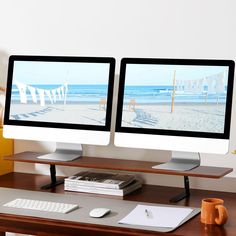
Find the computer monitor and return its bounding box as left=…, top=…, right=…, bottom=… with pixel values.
left=4, top=55, right=115, bottom=161
left=115, top=58, right=235, bottom=171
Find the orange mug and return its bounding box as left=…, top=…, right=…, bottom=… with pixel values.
left=201, top=198, right=228, bottom=225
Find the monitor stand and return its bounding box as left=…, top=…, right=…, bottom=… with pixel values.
left=37, top=142, right=82, bottom=162
left=152, top=151, right=200, bottom=171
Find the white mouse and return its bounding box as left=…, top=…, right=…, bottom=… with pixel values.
left=89, top=208, right=111, bottom=218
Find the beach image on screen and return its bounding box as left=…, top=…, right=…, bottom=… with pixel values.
left=121, top=64, right=229, bottom=133
left=9, top=61, right=111, bottom=126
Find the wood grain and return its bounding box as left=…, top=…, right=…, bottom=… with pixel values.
left=4, top=151, right=233, bottom=178
left=0, top=173, right=235, bottom=236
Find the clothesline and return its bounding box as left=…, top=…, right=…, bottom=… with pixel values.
left=15, top=81, right=68, bottom=106
left=175, top=71, right=226, bottom=94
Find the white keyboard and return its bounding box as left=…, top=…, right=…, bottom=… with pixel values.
left=3, top=198, right=79, bottom=214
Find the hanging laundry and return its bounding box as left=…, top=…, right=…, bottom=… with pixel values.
left=177, top=78, right=205, bottom=94
left=182, top=80, right=187, bottom=92
left=190, top=80, right=198, bottom=93
left=37, top=89, right=45, bottom=106
left=60, top=86, right=65, bottom=99
left=206, top=76, right=216, bottom=94
left=196, top=79, right=204, bottom=93
left=189, top=79, right=201, bottom=93
left=215, top=72, right=225, bottom=94
left=51, top=89, right=57, bottom=103
left=64, top=83, right=68, bottom=105
left=45, top=90, right=53, bottom=104
left=15, top=81, right=27, bottom=103
left=57, top=87, right=62, bottom=100
left=27, top=86, right=37, bottom=103
left=176, top=80, right=182, bottom=91
left=185, top=80, right=194, bottom=93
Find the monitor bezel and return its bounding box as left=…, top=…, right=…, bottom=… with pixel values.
left=4, top=55, right=115, bottom=132
left=115, top=57, right=235, bottom=139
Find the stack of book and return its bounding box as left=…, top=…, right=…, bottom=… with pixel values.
left=64, top=171, right=142, bottom=196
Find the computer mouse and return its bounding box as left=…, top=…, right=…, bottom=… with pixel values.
left=89, top=208, right=111, bottom=218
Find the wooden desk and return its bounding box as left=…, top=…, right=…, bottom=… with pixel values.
left=0, top=172, right=235, bottom=236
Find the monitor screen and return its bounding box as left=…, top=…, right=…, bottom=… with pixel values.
left=115, top=58, right=234, bottom=155
left=4, top=55, right=115, bottom=146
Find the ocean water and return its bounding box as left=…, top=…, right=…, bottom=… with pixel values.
left=11, top=84, right=227, bottom=104
left=123, top=85, right=227, bottom=104
left=11, top=84, right=109, bottom=103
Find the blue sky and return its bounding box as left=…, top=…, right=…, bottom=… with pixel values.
left=12, top=61, right=111, bottom=85
left=125, top=64, right=228, bottom=86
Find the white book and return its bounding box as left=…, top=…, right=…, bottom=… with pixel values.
left=65, top=179, right=142, bottom=196
left=65, top=171, right=136, bottom=189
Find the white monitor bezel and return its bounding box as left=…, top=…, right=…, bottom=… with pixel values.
left=4, top=125, right=110, bottom=145
left=4, top=55, right=115, bottom=145
left=115, top=58, right=235, bottom=154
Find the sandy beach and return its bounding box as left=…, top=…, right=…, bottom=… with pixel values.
left=10, top=103, right=107, bottom=126
left=122, top=103, right=226, bottom=133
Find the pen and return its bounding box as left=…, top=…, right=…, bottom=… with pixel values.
left=145, top=209, right=150, bottom=218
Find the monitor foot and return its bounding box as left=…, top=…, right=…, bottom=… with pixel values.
left=37, top=142, right=82, bottom=162
left=152, top=151, right=200, bottom=171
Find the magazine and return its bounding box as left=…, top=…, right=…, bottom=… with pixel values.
left=65, top=171, right=136, bottom=189
left=64, top=179, right=142, bottom=196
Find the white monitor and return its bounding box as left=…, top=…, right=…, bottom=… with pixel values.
left=115, top=58, right=235, bottom=171
left=4, top=55, right=115, bottom=161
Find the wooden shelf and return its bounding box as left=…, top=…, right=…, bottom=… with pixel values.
left=4, top=151, right=233, bottom=202
left=4, top=151, right=232, bottom=179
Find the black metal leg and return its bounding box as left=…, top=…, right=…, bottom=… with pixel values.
left=50, top=164, right=57, bottom=183
left=169, top=176, right=190, bottom=203
left=41, top=164, right=64, bottom=190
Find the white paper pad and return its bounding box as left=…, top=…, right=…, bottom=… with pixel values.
left=119, top=204, right=193, bottom=228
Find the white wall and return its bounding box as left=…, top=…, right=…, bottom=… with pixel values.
left=1, top=0, right=236, bottom=192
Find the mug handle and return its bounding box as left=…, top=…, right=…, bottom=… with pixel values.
left=215, top=205, right=228, bottom=225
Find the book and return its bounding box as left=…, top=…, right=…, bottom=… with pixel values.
left=64, top=179, right=142, bottom=196
left=65, top=171, right=136, bottom=189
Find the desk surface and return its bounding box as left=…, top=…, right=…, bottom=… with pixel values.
left=0, top=172, right=236, bottom=236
